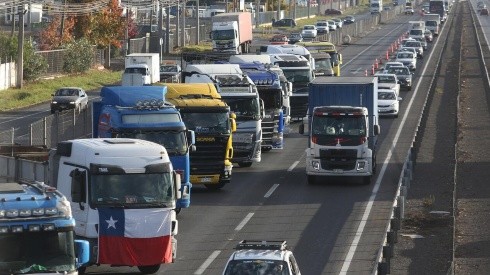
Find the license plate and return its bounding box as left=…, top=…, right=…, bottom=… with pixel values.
left=200, top=177, right=212, bottom=183
left=333, top=169, right=343, bottom=173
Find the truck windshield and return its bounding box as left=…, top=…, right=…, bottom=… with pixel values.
left=180, top=112, right=230, bottom=134
left=282, top=69, right=312, bottom=84
left=115, top=130, right=187, bottom=156
left=91, top=173, right=174, bottom=207
left=212, top=29, right=235, bottom=40
left=258, top=88, right=283, bottom=109
left=0, top=231, right=76, bottom=274
left=221, top=97, right=261, bottom=120
left=223, top=259, right=290, bottom=275
left=311, top=115, right=367, bottom=145
left=315, top=58, right=333, bottom=71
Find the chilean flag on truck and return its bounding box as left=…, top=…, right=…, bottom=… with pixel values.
left=97, top=208, right=172, bottom=265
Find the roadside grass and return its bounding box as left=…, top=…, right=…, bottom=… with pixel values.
left=0, top=69, right=123, bottom=112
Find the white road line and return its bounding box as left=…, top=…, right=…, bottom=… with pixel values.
left=235, top=213, right=254, bottom=231
left=288, top=160, right=300, bottom=172
left=340, top=18, right=447, bottom=274
left=194, top=250, right=221, bottom=275
left=264, top=184, right=280, bottom=198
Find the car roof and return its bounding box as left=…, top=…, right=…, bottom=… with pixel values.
left=231, top=249, right=290, bottom=261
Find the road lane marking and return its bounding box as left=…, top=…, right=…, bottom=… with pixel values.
left=194, top=250, right=221, bottom=275
left=288, top=161, right=300, bottom=172
left=235, top=213, right=254, bottom=231
left=340, top=16, right=447, bottom=274
left=264, top=184, right=280, bottom=198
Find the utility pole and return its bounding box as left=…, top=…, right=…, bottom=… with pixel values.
left=60, top=0, right=66, bottom=41
left=165, top=6, right=170, bottom=53
left=125, top=3, right=130, bottom=55
left=181, top=1, right=186, bottom=47
left=176, top=0, right=180, bottom=47
left=196, top=0, right=200, bottom=45
left=17, top=7, right=26, bottom=88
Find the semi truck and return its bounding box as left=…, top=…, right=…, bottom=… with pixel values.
left=296, top=41, right=343, bottom=77
left=0, top=180, right=89, bottom=275
left=53, top=138, right=180, bottom=274
left=370, top=0, right=383, bottom=13
left=124, top=53, right=160, bottom=84
left=92, top=86, right=194, bottom=211
left=184, top=64, right=263, bottom=167
left=211, top=12, right=253, bottom=54
left=269, top=54, right=314, bottom=119
left=239, top=64, right=285, bottom=150
left=164, top=83, right=236, bottom=190
left=229, top=54, right=293, bottom=125
left=299, top=77, right=381, bottom=185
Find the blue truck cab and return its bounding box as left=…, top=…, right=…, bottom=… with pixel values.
left=0, top=180, right=89, bottom=274
left=92, top=86, right=195, bottom=210
left=238, top=63, right=285, bottom=150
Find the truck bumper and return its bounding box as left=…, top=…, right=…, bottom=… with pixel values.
left=232, top=140, right=262, bottom=163
left=305, top=157, right=373, bottom=177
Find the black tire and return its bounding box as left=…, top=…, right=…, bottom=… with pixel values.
left=238, top=161, right=253, bottom=168
left=307, top=175, right=316, bottom=185
left=138, top=264, right=160, bottom=274
left=408, top=86, right=412, bottom=91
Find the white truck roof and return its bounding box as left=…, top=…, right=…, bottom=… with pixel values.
left=262, top=44, right=311, bottom=56
left=184, top=64, right=243, bottom=75
left=229, top=54, right=272, bottom=64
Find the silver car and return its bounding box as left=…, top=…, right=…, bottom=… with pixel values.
left=50, top=87, right=88, bottom=114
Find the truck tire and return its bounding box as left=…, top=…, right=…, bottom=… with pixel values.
left=238, top=161, right=253, bottom=167
left=307, top=175, right=316, bottom=184
left=77, top=266, right=86, bottom=274
left=138, top=264, right=161, bottom=274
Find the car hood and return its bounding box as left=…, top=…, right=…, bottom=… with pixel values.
left=378, top=99, right=398, bottom=105
left=379, top=83, right=398, bottom=89
left=52, top=96, right=78, bottom=103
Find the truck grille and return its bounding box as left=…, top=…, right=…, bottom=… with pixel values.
left=261, top=111, right=279, bottom=146
left=319, top=149, right=358, bottom=170
left=290, top=96, right=308, bottom=119
left=191, top=135, right=229, bottom=175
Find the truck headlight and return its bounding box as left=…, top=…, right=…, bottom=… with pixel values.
left=6, top=209, right=19, bottom=218
left=312, top=160, right=320, bottom=170
left=0, top=210, right=5, bottom=218
left=0, top=226, right=8, bottom=233
left=19, top=209, right=32, bottom=217
left=11, top=225, right=23, bottom=233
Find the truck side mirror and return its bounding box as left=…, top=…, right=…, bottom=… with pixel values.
left=186, top=130, right=196, bottom=152
left=174, top=171, right=182, bottom=200
left=230, top=113, right=237, bottom=132
left=260, top=99, right=265, bottom=119
left=69, top=169, right=86, bottom=204
left=74, top=240, right=90, bottom=268
left=374, top=124, right=381, bottom=135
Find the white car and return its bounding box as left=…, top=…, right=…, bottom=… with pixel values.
left=382, top=61, right=404, bottom=73
left=395, top=51, right=417, bottom=71
left=315, top=20, right=329, bottom=34
left=403, top=40, right=424, bottom=58
left=301, top=25, right=318, bottom=38
left=222, top=240, right=302, bottom=275
left=378, top=89, right=402, bottom=117
left=332, top=18, right=343, bottom=28
left=375, top=73, right=401, bottom=95
left=327, top=20, right=337, bottom=31
left=408, top=28, right=425, bottom=41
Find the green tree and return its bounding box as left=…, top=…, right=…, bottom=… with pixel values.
left=23, top=40, right=48, bottom=81
left=63, top=38, right=94, bottom=73
left=0, top=33, right=17, bottom=63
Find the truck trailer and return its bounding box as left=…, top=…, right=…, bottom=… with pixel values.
left=299, top=77, right=381, bottom=185
left=211, top=12, right=253, bottom=54
left=124, top=53, right=160, bottom=84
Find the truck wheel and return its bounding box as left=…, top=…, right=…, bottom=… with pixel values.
left=238, top=161, right=253, bottom=168
left=362, top=176, right=372, bottom=185
left=138, top=264, right=161, bottom=274
left=77, top=266, right=86, bottom=274
left=307, top=175, right=316, bottom=184
left=175, top=207, right=182, bottom=215
left=205, top=182, right=226, bottom=190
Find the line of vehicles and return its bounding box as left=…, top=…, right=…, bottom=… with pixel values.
left=2, top=5, right=449, bottom=274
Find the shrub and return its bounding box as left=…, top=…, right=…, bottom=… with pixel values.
left=23, top=40, right=48, bottom=81
left=63, top=38, right=94, bottom=73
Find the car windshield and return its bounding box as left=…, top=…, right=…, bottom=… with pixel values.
left=379, top=91, right=397, bottom=100
left=55, top=89, right=78, bottom=96
left=160, top=65, right=178, bottom=72
left=410, top=29, right=423, bottom=35
left=316, top=22, right=327, bottom=26
left=405, top=42, right=420, bottom=47
left=378, top=75, right=396, bottom=83
left=304, top=25, right=315, bottom=30
left=397, top=52, right=414, bottom=59
left=388, top=67, right=410, bottom=75
left=224, top=259, right=290, bottom=275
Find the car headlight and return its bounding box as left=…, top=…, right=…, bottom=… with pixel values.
left=51, top=101, right=57, bottom=104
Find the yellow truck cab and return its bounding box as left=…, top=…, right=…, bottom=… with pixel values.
left=297, top=41, right=343, bottom=76
left=164, top=83, right=236, bottom=190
